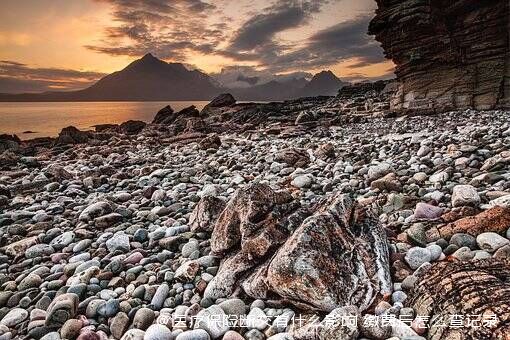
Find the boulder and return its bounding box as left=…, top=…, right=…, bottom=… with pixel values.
left=152, top=105, right=200, bottom=125
left=190, top=195, right=226, bottom=233
left=153, top=105, right=174, bottom=124
left=202, top=93, right=236, bottom=114
left=205, top=183, right=392, bottom=312
left=275, top=148, right=310, bottom=167
left=54, top=126, right=92, bottom=145
left=119, top=120, right=146, bottom=135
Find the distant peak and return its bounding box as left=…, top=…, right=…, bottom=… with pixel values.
left=142, top=53, right=156, bottom=59
left=313, top=70, right=338, bottom=79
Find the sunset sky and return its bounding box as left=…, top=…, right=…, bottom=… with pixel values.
left=0, top=0, right=395, bottom=93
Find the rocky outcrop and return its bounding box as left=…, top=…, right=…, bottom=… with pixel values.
left=204, top=183, right=392, bottom=312
left=409, top=259, right=510, bottom=339
left=369, top=0, right=510, bottom=111
left=54, top=126, right=92, bottom=145
left=201, top=93, right=236, bottom=115
left=119, top=120, right=146, bottom=135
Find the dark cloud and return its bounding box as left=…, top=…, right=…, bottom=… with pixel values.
left=241, top=15, right=387, bottom=73
left=87, top=0, right=222, bottom=61
left=222, top=0, right=329, bottom=64
left=0, top=61, right=105, bottom=93
left=236, top=74, right=259, bottom=86
left=229, top=1, right=328, bottom=51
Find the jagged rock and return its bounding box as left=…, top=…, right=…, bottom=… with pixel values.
left=153, top=105, right=174, bottom=124
left=409, top=259, right=510, bottom=339
left=426, top=206, right=510, bottom=241
left=202, top=93, right=236, bottom=115
left=189, top=195, right=226, bottom=233
left=119, top=120, right=146, bottom=135
left=205, top=183, right=392, bottom=312
left=54, top=126, right=92, bottom=145
left=0, top=134, right=20, bottom=152
left=185, top=118, right=207, bottom=133
left=369, top=0, right=510, bottom=111
left=152, top=105, right=200, bottom=125
left=275, top=148, right=310, bottom=167
left=199, top=134, right=221, bottom=150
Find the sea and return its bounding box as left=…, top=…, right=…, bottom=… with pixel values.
left=0, top=101, right=210, bottom=140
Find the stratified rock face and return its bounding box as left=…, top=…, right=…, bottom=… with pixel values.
left=369, top=0, right=510, bottom=111
left=409, top=259, right=510, bottom=339
left=204, top=183, right=392, bottom=312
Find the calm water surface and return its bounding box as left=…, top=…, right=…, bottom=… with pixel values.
left=0, top=101, right=209, bottom=140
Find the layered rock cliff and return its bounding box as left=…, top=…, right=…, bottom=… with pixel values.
left=369, top=0, right=510, bottom=112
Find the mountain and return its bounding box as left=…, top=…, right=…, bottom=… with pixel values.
left=0, top=54, right=222, bottom=101
left=296, top=70, right=346, bottom=98
left=0, top=55, right=347, bottom=102
left=230, top=78, right=308, bottom=101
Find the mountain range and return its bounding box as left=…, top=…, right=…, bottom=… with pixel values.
left=0, top=54, right=347, bottom=102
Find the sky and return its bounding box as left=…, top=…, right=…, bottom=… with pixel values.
left=0, top=0, right=394, bottom=93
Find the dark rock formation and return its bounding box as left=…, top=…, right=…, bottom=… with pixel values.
left=119, top=120, right=147, bottom=135
left=204, top=93, right=236, bottom=110
left=369, top=0, right=510, bottom=111
left=54, top=126, right=92, bottom=145
left=0, top=134, right=21, bottom=152
left=152, top=106, right=200, bottom=126
left=275, top=148, right=310, bottom=168
left=204, top=183, right=392, bottom=312
left=152, top=105, right=174, bottom=124
left=409, top=259, right=510, bottom=339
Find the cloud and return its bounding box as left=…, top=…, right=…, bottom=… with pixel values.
left=242, top=15, right=387, bottom=73
left=0, top=61, right=105, bottom=93
left=228, top=0, right=328, bottom=51
left=86, top=0, right=223, bottom=61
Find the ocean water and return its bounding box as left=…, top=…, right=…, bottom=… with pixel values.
left=0, top=101, right=209, bottom=140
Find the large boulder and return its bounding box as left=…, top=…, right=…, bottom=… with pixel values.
left=119, top=120, right=146, bottom=135
left=275, top=148, right=310, bottom=168
left=54, top=126, right=92, bottom=145
left=152, top=105, right=200, bottom=125
left=152, top=105, right=174, bottom=124
left=201, top=93, right=236, bottom=115
left=204, top=183, right=392, bottom=312
left=0, top=134, right=21, bottom=152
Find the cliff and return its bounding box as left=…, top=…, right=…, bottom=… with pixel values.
left=369, top=0, right=510, bottom=112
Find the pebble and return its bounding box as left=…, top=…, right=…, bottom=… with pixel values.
left=405, top=247, right=432, bottom=270
left=2, top=104, right=510, bottom=340
left=144, top=324, right=173, bottom=340
left=476, top=232, right=510, bottom=252
left=0, top=308, right=28, bottom=327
